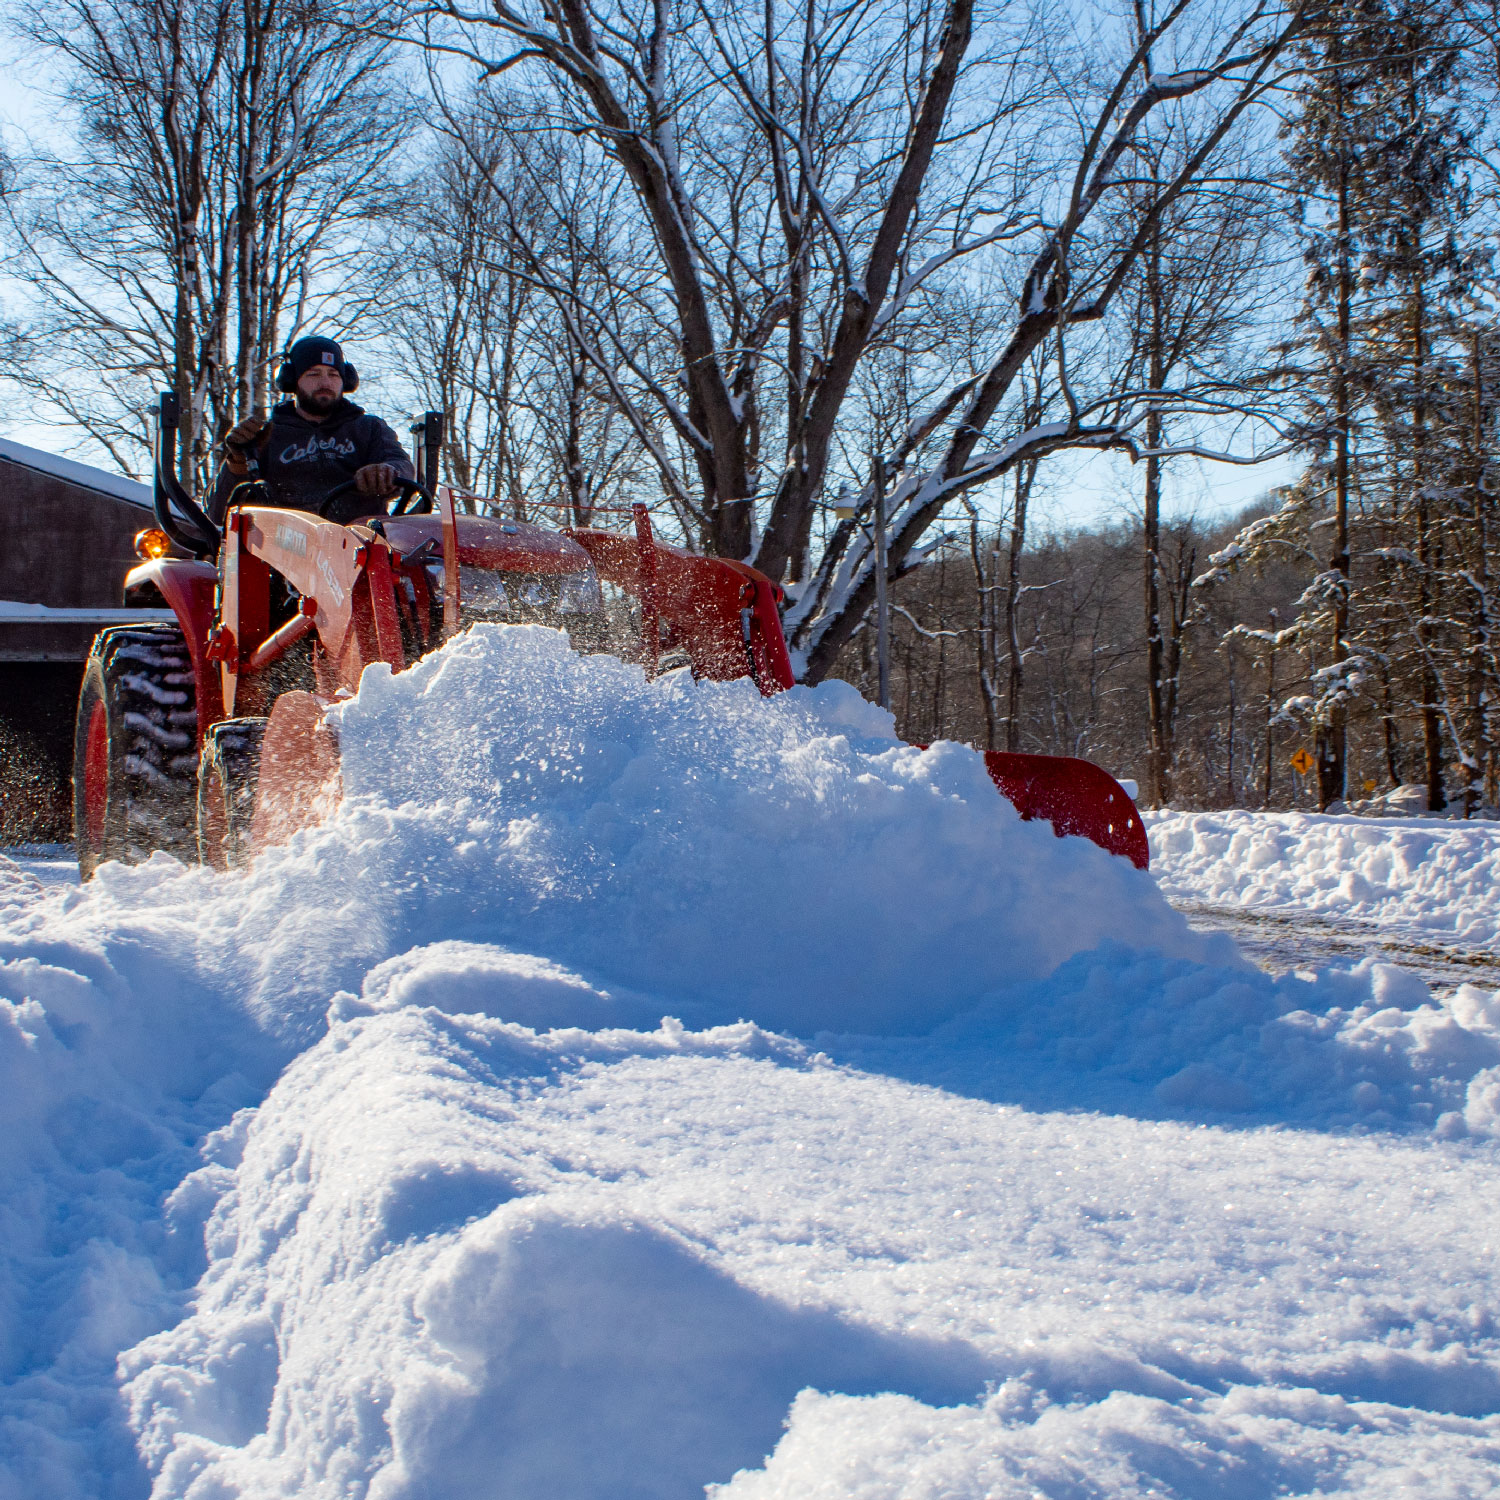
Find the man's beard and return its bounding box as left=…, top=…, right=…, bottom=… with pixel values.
left=295, top=388, right=339, bottom=417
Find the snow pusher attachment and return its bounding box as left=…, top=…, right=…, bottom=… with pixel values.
left=982, top=753, right=1148, bottom=869
left=564, top=505, right=795, bottom=693
left=73, top=397, right=1146, bottom=873
left=568, top=519, right=1146, bottom=866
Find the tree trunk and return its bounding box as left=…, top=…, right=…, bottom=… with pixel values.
left=1141, top=202, right=1171, bottom=807
left=1317, top=119, right=1352, bottom=809
left=1002, top=461, right=1035, bottom=752
left=1263, top=619, right=1277, bottom=807
left=1466, top=329, right=1492, bottom=814
left=1412, top=276, right=1447, bottom=811
left=1142, top=431, right=1167, bottom=804
left=1225, top=651, right=1237, bottom=803
left=234, top=0, right=269, bottom=421
left=1380, top=659, right=1402, bottom=785
left=933, top=550, right=948, bottom=740
left=968, top=516, right=999, bottom=749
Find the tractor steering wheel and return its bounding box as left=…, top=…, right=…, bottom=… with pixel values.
left=390, top=478, right=433, bottom=515
left=317, top=476, right=432, bottom=521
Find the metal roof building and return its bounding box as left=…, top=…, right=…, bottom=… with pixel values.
left=0, top=439, right=174, bottom=843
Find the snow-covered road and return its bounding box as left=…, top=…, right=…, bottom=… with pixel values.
left=1148, top=808, right=1500, bottom=998
left=3, top=634, right=1500, bottom=1499
left=1176, top=899, right=1500, bottom=996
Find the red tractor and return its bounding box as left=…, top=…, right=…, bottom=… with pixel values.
left=73, top=396, right=1147, bottom=878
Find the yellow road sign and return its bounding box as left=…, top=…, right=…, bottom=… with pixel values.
left=1290, top=747, right=1314, bottom=776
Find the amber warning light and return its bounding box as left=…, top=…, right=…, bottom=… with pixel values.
left=134, top=528, right=172, bottom=560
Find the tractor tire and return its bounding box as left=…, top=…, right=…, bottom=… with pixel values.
left=196, top=718, right=267, bottom=870
left=73, top=624, right=199, bottom=880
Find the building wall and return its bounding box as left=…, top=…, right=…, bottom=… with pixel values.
left=0, top=449, right=161, bottom=843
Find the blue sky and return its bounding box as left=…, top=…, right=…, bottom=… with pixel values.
left=0, top=57, right=1295, bottom=533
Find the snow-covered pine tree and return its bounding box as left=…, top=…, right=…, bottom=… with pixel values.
left=1348, top=0, right=1475, bottom=812
left=1191, top=0, right=1384, bottom=809
left=1420, top=324, right=1500, bottom=812
left=1280, top=0, right=1374, bottom=808
left=1455, top=327, right=1500, bottom=809
left=1206, top=0, right=1479, bottom=812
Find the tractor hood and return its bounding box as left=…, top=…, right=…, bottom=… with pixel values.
left=377, top=514, right=593, bottom=575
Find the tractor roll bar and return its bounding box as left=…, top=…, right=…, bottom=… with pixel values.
left=395, top=410, right=444, bottom=515
left=414, top=410, right=443, bottom=493
left=154, top=392, right=223, bottom=558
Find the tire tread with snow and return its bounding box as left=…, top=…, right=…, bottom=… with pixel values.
left=196, top=717, right=267, bottom=869
left=73, top=624, right=199, bottom=878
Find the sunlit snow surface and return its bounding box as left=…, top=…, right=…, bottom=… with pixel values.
left=1149, top=807, right=1500, bottom=947
left=3, top=626, right=1500, bottom=1499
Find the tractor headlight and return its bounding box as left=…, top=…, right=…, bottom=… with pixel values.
left=458, top=566, right=509, bottom=613
left=556, top=566, right=603, bottom=615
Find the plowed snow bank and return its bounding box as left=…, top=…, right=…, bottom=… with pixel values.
left=1148, top=808, right=1500, bottom=945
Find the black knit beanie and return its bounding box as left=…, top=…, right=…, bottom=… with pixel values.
left=282, top=335, right=348, bottom=388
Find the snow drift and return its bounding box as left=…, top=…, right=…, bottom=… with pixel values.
left=120, top=1001, right=1500, bottom=1500
left=2, top=625, right=1500, bottom=1499
left=1148, top=807, right=1500, bottom=946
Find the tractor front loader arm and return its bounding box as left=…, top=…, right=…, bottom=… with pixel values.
left=567, top=505, right=795, bottom=694
left=213, top=506, right=410, bottom=714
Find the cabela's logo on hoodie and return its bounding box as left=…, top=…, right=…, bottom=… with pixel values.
left=280, top=431, right=358, bottom=464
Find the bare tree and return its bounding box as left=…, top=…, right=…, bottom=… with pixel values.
left=1115, top=138, right=1279, bottom=804
left=405, top=0, right=1317, bottom=682
left=0, top=143, right=25, bottom=380
left=384, top=91, right=657, bottom=520
left=5, top=0, right=404, bottom=483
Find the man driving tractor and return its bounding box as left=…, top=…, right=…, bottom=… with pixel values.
left=210, top=335, right=414, bottom=526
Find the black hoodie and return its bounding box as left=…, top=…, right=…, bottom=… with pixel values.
left=209, top=398, right=415, bottom=526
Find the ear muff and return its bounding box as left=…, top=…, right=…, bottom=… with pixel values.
left=275, top=354, right=358, bottom=394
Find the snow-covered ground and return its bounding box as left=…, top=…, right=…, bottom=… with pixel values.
left=1149, top=808, right=1500, bottom=948
left=4, top=628, right=1500, bottom=1499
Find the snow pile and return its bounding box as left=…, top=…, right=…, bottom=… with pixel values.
left=849, top=947, right=1500, bottom=1135
left=122, top=987, right=1500, bottom=1499
left=13, top=625, right=1204, bottom=1056
left=1148, top=808, right=1500, bottom=946
left=320, top=626, right=1202, bottom=1033
left=4, top=626, right=1500, bottom=1497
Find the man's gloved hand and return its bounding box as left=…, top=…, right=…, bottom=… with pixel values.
left=222, top=415, right=268, bottom=474
left=355, top=462, right=399, bottom=498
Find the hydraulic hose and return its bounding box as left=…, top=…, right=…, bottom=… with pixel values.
left=154, top=392, right=222, bottom=558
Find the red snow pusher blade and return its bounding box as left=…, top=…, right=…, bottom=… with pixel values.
left=983, top=752, right=1149, bottom=869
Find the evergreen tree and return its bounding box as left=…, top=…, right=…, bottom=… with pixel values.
left=1350, top=0, right=1474, bottom=809
left=1216, top=0, right=1478, bottom=810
